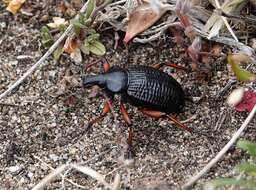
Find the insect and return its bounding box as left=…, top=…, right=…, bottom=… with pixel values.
left=83, top=61, right=191, bottom=153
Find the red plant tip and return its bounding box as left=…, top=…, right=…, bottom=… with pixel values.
left=123, top=34, right=131, bottom=44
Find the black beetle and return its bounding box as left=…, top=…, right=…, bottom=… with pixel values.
left=83, top=61, right=191, bottom=133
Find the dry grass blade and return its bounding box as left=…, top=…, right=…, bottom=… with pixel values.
left=204, top=0, right=248, bottom=40
left=33, top=155, right=86, bottom=189
left=71, top=164, right=113, bottom=189
left=183, top=104, right=256, bottom=188
left=32, top=164, right=69, bottom=190
left=112, top=174, right=121, bottom=190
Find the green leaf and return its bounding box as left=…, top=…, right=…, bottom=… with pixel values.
left=41, top=26, right=54, bottom=48
left=237, top=140, right=256, bottom=157
left=204, top=178, right=256, bottom=190
left=78, top=13, right=91, bottom=26
left=58, top=24, right=66, bottom=33
left=235, top=163, right=256, bottom=176
left=85, top=0, right=96, bottom=19
left=87, top=33, right=100, bottom=42
left=227, top=53, right=256, bottom=82
left=53, top=46, right=64, bottom=61
left=86, top=41, right=106, bottom=56
left=72, top=19, right=86, bottom=29
left=79, top=13, right=86, bottom=25
left=80, top=44, right=90, bottom=55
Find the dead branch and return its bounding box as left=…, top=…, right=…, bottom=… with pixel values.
left=183, top=104, right=256, bottom=188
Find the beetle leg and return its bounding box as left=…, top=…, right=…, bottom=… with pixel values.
left=102, top=58, right=110, bottom=72
left=120, top=103, right=132, bottom=125
left=166, top=115, right=192, bottom=133
left=165, top=63, right=188, bottom=71
left=127, top=126, right=133, bottom=148
left=85, top=58, right=110, bottom=72
left=120, top=103, right=134, bottom=159
left=88, top=100, right=112, bottom=127
left=139, top=109, right=166, bottom=118
left=151, top=63, right=165, bottom=70
left=151, top=63, right=187, bottom=71
left=139, top=109, right=192, bottom=132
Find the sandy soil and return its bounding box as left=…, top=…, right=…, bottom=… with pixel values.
left=0, top=1, right=255, bottom=189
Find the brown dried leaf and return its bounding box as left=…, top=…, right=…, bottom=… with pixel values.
left=57, top=1, right=76, bottom=16
left=63, top=37, right=78, bottom=54
left=6, top=0, right=26, bottom=14
left=124, top=2, right=167, bottom=43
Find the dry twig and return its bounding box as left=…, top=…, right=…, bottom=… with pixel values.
left=183, top=104, right=256, bottom=188
left=33, top=155, right=86, bottom=189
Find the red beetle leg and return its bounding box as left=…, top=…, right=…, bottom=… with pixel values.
left=139, top=109, right=166, bottom=119
left=140, top=109, right=192, bottom=132
left=166, top=115, right=192, bottom=133
left=88, top=100, right=112, bottom=127
left=85, top=58, right=110, bottom=72
left=127, top=126, right=133, bottom=147
left=151, top=63, right=165, bottom=70
left=165, top=63, right=188, bottom=71
left=151, top=63, right=187, bottom=72
left=120, top=103, right=132, bottom=125
left=102, top=59, right=110, bottom=72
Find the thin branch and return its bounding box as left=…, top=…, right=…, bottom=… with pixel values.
left=183, top=104, right=256, bottom=189
left=0, top=2, right=89, bottom=100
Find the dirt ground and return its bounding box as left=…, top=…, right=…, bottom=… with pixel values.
left=0, top=1, right=255, bottom=190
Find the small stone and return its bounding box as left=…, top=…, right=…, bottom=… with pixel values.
left=0, top=22, right=6, bottom=28
left=227, top=87, right=245, bottom=106
left=49, top=154, right=58, bottom=162
left=27, top=171, right=33, bottom=179
left=8, top=165, right=22, bottom=173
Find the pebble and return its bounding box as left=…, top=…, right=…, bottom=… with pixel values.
left=8, top=165, right=22, bottom=173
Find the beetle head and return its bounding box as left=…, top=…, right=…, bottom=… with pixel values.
left=83, top=70, right=128, bottom=93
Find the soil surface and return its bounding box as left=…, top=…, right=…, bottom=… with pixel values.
left=0, top=1, right=255, bottom=190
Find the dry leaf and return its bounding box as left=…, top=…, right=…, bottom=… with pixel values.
left=63, top=37, right=78, bottom=54
left=57, top=1, right=76, bottom=16
left=47, top=17, right=67, bottom=29
left=204, top=0, right=248, bottom=39
left=6, top=0, right=26, bottom=14
left=20, top=6, right=33, bottom=16
left=123, top=2, right=167, bottom=43
left=187, top=36, right=202, bottom=62
left=3, top=0, right=11, bottom=5
left=70, top=48, right=82, bottom=63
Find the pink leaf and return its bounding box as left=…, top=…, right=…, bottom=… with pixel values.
left=235, top=90, right=256, bottom=112
left=124, top=3, right=167, bottom=43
